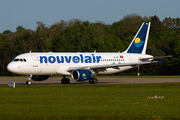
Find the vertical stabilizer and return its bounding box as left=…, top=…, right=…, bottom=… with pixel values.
left=123, top=22, right=151, bottom=54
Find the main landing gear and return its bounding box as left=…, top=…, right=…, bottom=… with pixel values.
left=89, top=78, right=98, bottom=84
left=61, top=76, right=98, bottom=84
left=61, top=76, right=70, bottom=84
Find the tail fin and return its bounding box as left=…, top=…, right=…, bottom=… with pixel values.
left=123, top=22, right=151, bottom=54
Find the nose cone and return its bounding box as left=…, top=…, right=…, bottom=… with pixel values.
left=7, top=63, right=15, bottom=73
left=7, top=62, right=25, bottom=75
left=7, top=62, right=21, bottom=74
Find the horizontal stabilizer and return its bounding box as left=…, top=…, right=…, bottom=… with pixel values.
left=139, top=55, right=172, bottom=61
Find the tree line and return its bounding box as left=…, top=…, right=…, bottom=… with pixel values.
left=0, top=14, right=180, bottom=76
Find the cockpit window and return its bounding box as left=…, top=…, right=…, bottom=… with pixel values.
left=14, top=58, right=27, bottom=62
left=14, top=59, right=19, bottom=62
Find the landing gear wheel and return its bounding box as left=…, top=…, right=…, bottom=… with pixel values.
left=26, top=80, right=32, bottom=85
left=89, top=78, right=98, bottom=84
left=89, top=79, right=93, bottom=84
left=61, top=78, right=70, bottom=84
left=93, top=78, right=98, bottom=84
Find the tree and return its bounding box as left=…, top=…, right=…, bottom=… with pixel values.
left=150, top=15, right=164, bottom=35
left=16, top=25, right=25, bottom=32
left=3, top=30, right=12, bottom=34
left=0, top=15, right=179, bottom=76
left=163, top=17, right=180, bottom=29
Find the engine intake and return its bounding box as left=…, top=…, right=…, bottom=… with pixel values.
left=71, top=69, right=95, bottom=81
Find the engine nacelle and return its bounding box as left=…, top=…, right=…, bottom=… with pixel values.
left=28, top=75, right=50, bottom=81
left=71, top=69, right=96, bottom=81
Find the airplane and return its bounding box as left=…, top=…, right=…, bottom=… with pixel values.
left=7, top=22, right=171, bottom=85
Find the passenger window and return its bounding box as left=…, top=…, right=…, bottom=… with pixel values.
left=20, top=59, right=23, bottom=62
left=23, top=59, right=27, bottom=62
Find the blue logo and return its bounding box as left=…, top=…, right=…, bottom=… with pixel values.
left=40, top=54, right=102, bottom=64
left=82, top=73, right=87, bottom=79
left=134, top=37, right=144, bottom=47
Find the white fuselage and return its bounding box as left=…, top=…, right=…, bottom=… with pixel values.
left=7, top=52, right=153, bottom=76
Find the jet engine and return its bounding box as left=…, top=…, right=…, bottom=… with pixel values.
left=28, top=75, right=50, bottom=81
left=71, top=69, right=96, bottom=81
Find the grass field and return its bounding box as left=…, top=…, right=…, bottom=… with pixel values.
left=0, top=83, right=180, bottom=120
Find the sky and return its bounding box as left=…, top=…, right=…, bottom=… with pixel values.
left=0, top=0, right=179, bottom=33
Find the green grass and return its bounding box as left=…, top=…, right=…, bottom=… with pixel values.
left=0, top=83, right=180, bottom=120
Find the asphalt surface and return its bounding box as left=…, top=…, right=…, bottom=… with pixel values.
left=0, top=77, right=180, bottom=85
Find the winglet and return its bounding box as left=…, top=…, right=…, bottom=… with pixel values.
left=124, top=22, right=151, bottom=54
left=158, top=59, right=162, bottom=65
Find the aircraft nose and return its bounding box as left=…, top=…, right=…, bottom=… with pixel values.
left=7, top=62, right=25, bottom=74
left=7, top=63, right=16, bottom=73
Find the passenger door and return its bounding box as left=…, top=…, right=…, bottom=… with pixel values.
left=31, top=55, right=38, bottom=67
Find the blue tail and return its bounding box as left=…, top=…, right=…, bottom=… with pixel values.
left=124, top=22, right=151, bottom=54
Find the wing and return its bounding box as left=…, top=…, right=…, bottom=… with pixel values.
left=67, top=61, right=157, bottom=73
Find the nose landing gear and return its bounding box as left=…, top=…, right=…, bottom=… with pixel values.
left=26, top=75, right=32, bottom=85
left=26, top=80, right=32, bottom=85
